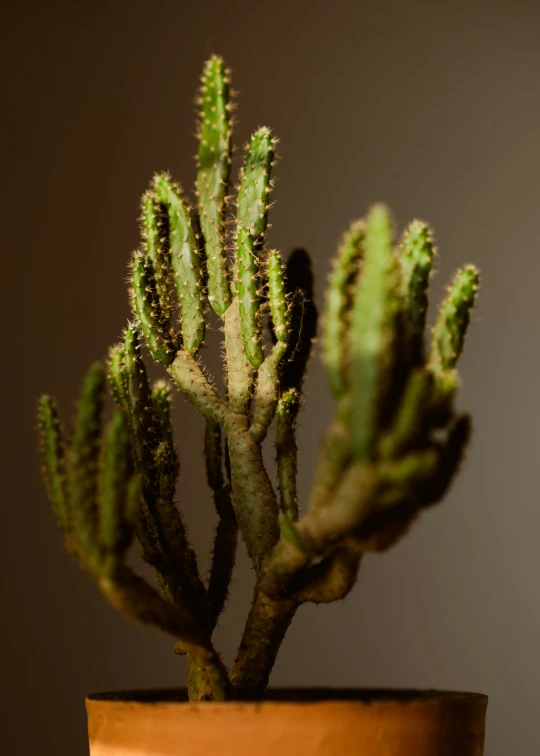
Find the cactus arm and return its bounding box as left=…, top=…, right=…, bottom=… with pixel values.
left=130, top=250, right=177, bottom=366
left=98, top=565, right=231, bottom=700
left=168, top=350, right=226, bottom=425
left=223, top=298, right=255, bottom=416
left=37, top=395, right=69, bottom=531
left=322, top=222, right=364, bottom=396
left=151, top=381, right=180, bottom=500
left=429, top=265, right=480, bottom=376
left=267, top=249, right=288, bottom=343
left=261, top=462, right=377, bottom=598
left=66, top=363, right=106, bottom=570
left=295, top=545, right=361, bottom=604
left=151, top=380, right=177, bottom=443
left=376, top=450, right=439, bottom=507
left=275, top=389, right=300, bottom=520
left=350, top=204, right=401, bottom=460
left=249, top=352, right=283, bottom=444
left=141, top=190, right=173, bottom=322
left=236, top=226, right=264, bottom=368
left=236, top=127, right=275, bottom=239
left=108, top=345, right=130, bottom=415
left=196, top=55, right=232, bottom=316
left=308, top=414, right=352, bottom=511
left=235, top=128, right=276, bottom=368
left=207, top=514, right=237, bottom=628
left=205, top=420, right=225, bottom=493
left=152, top=498, right=211, bottom=629
left=420, top=413, right=472, bottom=508
left=249, top=251, right=289, bottom=442
left=97, top=409, right=137, bottom=568
left=154, top=174, right=205, bottom=352
left=398, top=220, right=435, bottom=361
left=378, top=367, right=433, bottom=459
left=123, top=326, right=161, bottom=490
left=204, top=421, right=237, bottom=628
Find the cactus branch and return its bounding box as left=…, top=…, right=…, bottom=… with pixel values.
left=154, top=174, right=205, bottom=352
left=295, top=545, right=361, bottom=604
left=151, top=381, right=180, bottom=500
left=378, top=367, right=433, bottom=459
left=37, top=395, right=69, bottom=532
left=322, top=221, right=364, bottom=396
left=399, top=219, right=435, bottom=361
left=97, top=409, right=137, bottom=565
left=108, top=345, right=130, bottom=416
left=429, top=265, right=480, bottom=375
left=205, top=421, right=237, bottom=627
left=130, top=250, right=177, bottom=366
left=420, top=413, right=472, bottom=507
left=350, top=204, right=400, bottom=460
left=275, top=389, right=300, bottom=520
left=196, top=55, right=232, bottom=316
left=168, top=350, right=226, bottom=424
left=66, top=362, right=106, bottom=571
left=236, top=128, right=276, bottom=368
left=141, top=190, right=173, bottom=322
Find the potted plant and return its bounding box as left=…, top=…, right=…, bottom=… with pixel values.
left=38, top=55, right=487, bottom=755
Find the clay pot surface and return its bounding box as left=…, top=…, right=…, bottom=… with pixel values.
left=87, top=688, right=488, bottom=756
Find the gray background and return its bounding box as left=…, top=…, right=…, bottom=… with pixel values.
left=2, top=0, right=539, bottom=753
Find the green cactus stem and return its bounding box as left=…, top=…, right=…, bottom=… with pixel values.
left=107, top=344, right=130, bottom=415
left=429, top=265, right=480, bottom=375
left=37, top=395, right=69, bottom=532
left=249, top=250, right=290, bottom=442
left=322, top=221, right=364, bottom=397
left=154, top=174, right=205, bottom=352
left=141, top=190, right=173, bottom=322
left=236, top=127, right=276, bottom=368
left=204, top=420, right=237, bottom=628
left=151, top=381, right=180, bottom=500
left=39, top=54, right=481, bottom=703
left=399, top=219, right=435, bottom=361
left=275, top=389, right=300, bottom=521
left=97, top=408, right=137, bottom=563
left=130, top=250, right=177, bottom=366
left=66, top=362, right=106, bottom=570
left=196, top=55, right=232, bottom=316
left=350, top=204, right=400, bottom=460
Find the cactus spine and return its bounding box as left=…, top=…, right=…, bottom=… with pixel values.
left=38, top=55, right=480, bottom=702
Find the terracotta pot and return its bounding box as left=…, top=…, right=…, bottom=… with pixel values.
left=87, top=688, right=488, bottom=756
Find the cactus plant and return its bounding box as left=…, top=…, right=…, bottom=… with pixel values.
left=38, top=55, right=479, bottom=702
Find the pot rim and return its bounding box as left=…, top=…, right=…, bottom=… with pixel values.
left=87, top=687, right=488, bottom=706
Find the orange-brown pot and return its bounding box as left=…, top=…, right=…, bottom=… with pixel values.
left=86, top=688, right=488, bottom=756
